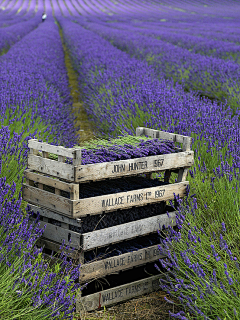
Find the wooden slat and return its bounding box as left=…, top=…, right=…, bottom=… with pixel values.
left=70, top=184, right=79, bottom=200
left=22, top=184, right=73, bottom=216
left=177, top=167, right=190, bottom=183
left=28, top=139, right=75, bottom=158
left=24, top=169, right=73, bottom=192
left=27, top=204, right=82, bottom=227
left=58, top=155, right=65, bottom=163
left=182, top=136, right=191, bottom=152
left=142, top=127, right=191, bottom=145
left=42, top=151, right=49, bottom=158
left=78, top=274, right=165, bottom=312
left=80, top=244, right=167, bottom=282
left=24, top=170, right=79, bottom=195
left=29, top=148, right=38, bottom=155
left=73, top=182, right=188, bottom=218
left=25, top=178, right=34, bottom=187
left=55, top=188, right=61, bottom=196
left=82, top=210, right=176, bottom=251
left=136, top=127, right=145, bottom=136
left=36, top=238, right=79, bottom=259
left=73, top=149, right=82, bottom=166
left=29, top=218, right=81, bottom=249
left=75, top=151, right=194, bottom=182
left=27, top=154, right=74, bottom=181
left=143, top=127, right=176, bottom=141
left=164, top=170, right=171, bottom=183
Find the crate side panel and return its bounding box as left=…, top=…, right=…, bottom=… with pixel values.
left=29, top=218, right=81, bottom=249
left=28, top=139, right=75, bottom=158
left=28, top=154, right=74, bottom=181
left=73, top=182, right=188, bottom=217
left=23, top=184, right=72, bottom=216
left=80, top=244, right=167, bottom=282
left=82, top=211, right=176, bottom=250
left=24, top=170, right=77, bottom=193
left=78, top=274, right=163, bottom=312
left=75, top=151, right=194, bottom=182
left=27, top=204, right=81, bottom=227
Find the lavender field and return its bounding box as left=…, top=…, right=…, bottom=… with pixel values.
left=1, top=0, right=240, bottom=319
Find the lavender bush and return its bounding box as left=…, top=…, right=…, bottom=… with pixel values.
left=0, top=16, right=81, bottom=319
left=81, top=20, right=240, bottom=111
left=0, top=178, right=81, bottom=319
left=155, top=179, right=240, bottom=319
left=0, top=17, right=40, bottom=55
left=0, top=18, right=79, bottom=199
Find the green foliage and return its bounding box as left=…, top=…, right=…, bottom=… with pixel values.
left=0, top=106, right=55, bottom=208
left=75, top=133, right=150, bottom=149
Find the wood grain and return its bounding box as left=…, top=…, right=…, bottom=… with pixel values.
left=77, top=274, right=166, bottom=311
left=27, top=204, right=82, bottom=227
left=27, top=154, right=74, bottom=181
left=80, top=244, right=167, bottom=282
left=22, top=184, right=73, bottom=216
left=72, top=182, right=188, bottom=218
left=82, top=210, right=176, bottom=250
left=28, top=139, right=75, bottom=158
left=75, top=151, right=193, bottom=182
left=29, top=218, right=81, bottom=249
left=24, top=169, right=79, bottom=195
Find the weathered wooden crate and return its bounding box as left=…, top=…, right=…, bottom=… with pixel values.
left=29, top=203, right=176, bottom=283
left=25, top=127, right=193, bottom=311
left=26, top=127, right=193, bottom=183
left=23, top=171, right=187, bottom=218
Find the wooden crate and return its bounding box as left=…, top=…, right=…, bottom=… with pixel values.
left=25, top=127, right=193, bottom=311
left=26, top=127, right=193, bottom=183
left=23, top=171, right=187, bottom=218
left=29, top=203, right=176, bottom=283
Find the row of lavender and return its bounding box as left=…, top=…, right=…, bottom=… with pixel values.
left=79, top=19, right=240, bottom=112
left=2, top=0, right=239, bottom=21
left=126, top=24, right=240, bottom=62
left=59, top=17, right=240, bottom=319
left=0, top=17, right=41, bottom=54
left=3, top=0, right=238, bottom=19
left=0, top=17, right=81, bottom=318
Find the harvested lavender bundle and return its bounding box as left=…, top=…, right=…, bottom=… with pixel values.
left=80, top=138, right=176, bottom=165
left=51, top=136, right=177, bottom=164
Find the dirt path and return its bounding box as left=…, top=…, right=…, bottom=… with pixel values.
left=57, top=20, right=95, bottom=145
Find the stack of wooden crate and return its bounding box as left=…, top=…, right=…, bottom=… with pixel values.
left=22, top=127, right=194, bottom=311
